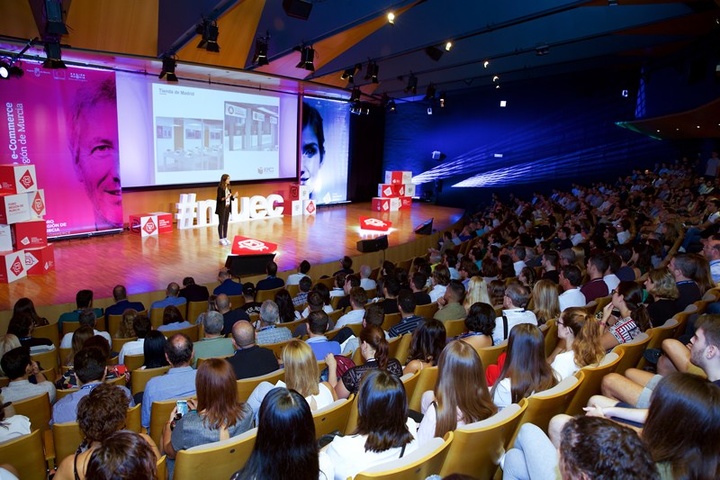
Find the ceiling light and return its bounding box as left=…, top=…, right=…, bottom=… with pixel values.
left=0, top=61, right=23, bottom=80
left=43, top=40, right=66, bottom=69
left=483, top=60, right=490, bottom=68
left=253, top=34, right=269, bottom=66
left=424, top=83, right=436, bottom=100
left=349, top=87, right=361, bottom=103
left=296, top=45, right=315, bottom=71
left=159, top=55, right=178, bottom=82
left=342, top=63, right=362, bottom=83
left=444, top=42, right=453, bottom=52
left=0, top=62, right=8, bottom=79
left=439, top=92, right=446, bottom=108
left=387, top=12, right=395, bottom=24
left=196, top=19, right=220, bottom=52
left=492, top=75, right=500, bottom=83
left=404, top=74, right=417, bottom=94
left=365, top=61, right=379, bottom=83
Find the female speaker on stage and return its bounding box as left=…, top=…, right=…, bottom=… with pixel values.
left=215, top=174, right=237, bottom=246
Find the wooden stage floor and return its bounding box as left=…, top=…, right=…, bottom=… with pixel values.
left=0, top=202, right=464, bottom=312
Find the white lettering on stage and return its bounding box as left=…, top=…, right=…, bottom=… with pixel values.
left=175, top=193, right=284, bottom=229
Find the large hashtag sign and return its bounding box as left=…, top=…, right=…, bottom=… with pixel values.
left=175, top=193, right=197, bottom=229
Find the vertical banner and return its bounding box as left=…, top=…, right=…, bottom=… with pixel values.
left=0, top=65, right=122, bottom=237
left=300, top=97, right=350, bottom=205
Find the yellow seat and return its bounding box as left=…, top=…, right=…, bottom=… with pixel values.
left=32, top=323, right=60, bottom=349
left=354, top=431, right=453, bottom=480
left=56, top=388, right=78, bottom=401
left=196, top=355, right=232, bottom=369
left=107, top=314, right=124, bottom=338
left=112, top=336, right=138, bottom=354
left=13, top=393, right=52, bottom=432
left=542, top=319, right=558, bottom=358
left=51, top=421, right=83, bottom=466
left=226, top=295, right=245, bottom=311
left=0, top=429, right=47, bottom=480
left=327, top=308, right=344, bottom=324
left=263, top=339, right=293, bottom=360
left=285, top=284, right=300, bottom=298
left=156, top=454, right=167, bottom=480
left=149, top=309, right=164, bottom=330
left=592, top=296, right=612, bottom=316
left=637, top=318, right=679, bottom=370
left=150, top=397, right=194, bottom=449
left=566, top=351, right=623, bottom=416
left=173, top=427, right=257, bottom=480
left=312, top=396, right=354, bottom=438
left=326, top=322, right=361, bottom=341
left=383, top=312, right=402, bottom=331
left=415, top=303, right=439, bottom=321
left=439, top=402, right=527, bottom=478
left=330, top=295, right=343, bottom=310
left=62, top=321, right=81, bottom=337
left=386, top=335, right=404, bottom=364
left=127, top=403, right=142, bottom=432
left=131, top=366, right=170, bottom=396
left=611, top=332, right=650, bottom=374
left=313, top=277, right=336, bottom=289
left=393, top=333, right=413, bottom=365
left=124, top=353, right=146, bottom=372
left=475, top=341, right=507, bottom=370
left=399, top=371, right=421, bottom=410
left=163, top=323, right=199, bottom=342
left=256, top=286, right=284, bottom=303
left=443, top=318, right=466, bottom=338
left=408, top=366, right=438, bottom=412
left=186, top=300, right=208, bottom=325
left=30, top=348, right=59, bottom=376
left=236, top=369, right=285, bottom=402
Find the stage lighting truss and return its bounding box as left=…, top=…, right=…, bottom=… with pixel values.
left=341, top=63, right=362, bottom=83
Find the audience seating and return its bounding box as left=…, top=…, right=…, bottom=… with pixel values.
left=443, top=318, right=466, bottom=338
left=0, top=429, right=47, bottom=480
left=226, top=295, right=245, bottom=310
left=365, top=288, right=378, bottom=300
left=542, top=319, right=558, bottom=358
left=439, top=402, right=527, bottom=478
left=383, top=312, right=402, bottom=331
left=51, top=421, right=83, bottom=465
left=399, top=371, right=420, bottom=409
left=31, top=323, right=60, bottom=349
left=354, top=431, right=453, bottom=480
left=55, top=388, right=76, bottom=402
left=173, top=427, right=257, bottom=480
left=408, top=366, right=438, bottom=411
left=263, top=339, right=293, bottom=359
left=0, top=377, right=8, bottom=388
left=312, top=396, right=354, bottom=438
left=330, top=296, right=343, bottom=310
left=611, top=332, right=650, bottom=375
left=327, top=308, right=345, bottom=324
left=393, top=333, right=413, bottom=365
left=150, top=397, right=194, bottom=448
left=636, top=318, right=679, bottom=370
left=164, top=323, right=199, bottom=342
left=30, top=348, right=59, bottom=377
left=278, top=318, right=305, bottom=332
left=107, top=314, right=125, bottom=337
left=58, top=347, right=72, bottom=366
left=344, top=392, right=360, bottom=434
left=236, top=369, right=285, bottom=402
left=124, top=353, right=146, bottom=371
left=196, top=355, right=232, bottom=369
left=286, top=284, right=300, bottom=298
left=593, top=296, right=612, bottom=316
left=256, top=286, right=284, bottom=303
left=414, top=303, right=439, bottom=321
left=351, top=345, right=364, bottom=366
left=13, top=392, right=51, bottom=432
left=149, top=309, right=164, bottom=330
left=131, top=366, right=170, bottom=396
left=186, top=301, right=207, bottom=325
left=156, top=455, right=167, bottom=480
left=61, top=321, right=81, bottom=337
left=314, top=277, right=335, bottom=289
left=475, top=341, right=507, bottom=370
left=112, top=336, right=137, bottom=354
left=565, top=352, right=623, bottom=416
left=127, top=403, right=142, bottom=432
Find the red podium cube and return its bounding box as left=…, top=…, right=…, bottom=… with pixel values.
left=12, top=220, right=47, bottom=249
left=0, top=250, right=26, bottom=283
left=0, top=193, right=30, bottom=224
left=25, top=245, right=55, bottom=275
left=0, top=165, right=37, bottom=194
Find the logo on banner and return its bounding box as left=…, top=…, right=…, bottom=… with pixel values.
left=19, top=170, right=34, bottom=189
left=10, top=257, right=23, bottom=276
left=32, top=193, right=44, bottom=215
left=237, top=239, right=269, bottom=251
left=143, top=218, right=157, bottom=235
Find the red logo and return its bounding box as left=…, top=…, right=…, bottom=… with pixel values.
left=360, top=216, right=392, bottom=232
left=289, top=185, right=299, bottom=200
left=19, top=170, right=34, bottom=189
left=306, top=202, right=316, bottom=214
left=32, top=192, right=44, bottom=215
left=10, top=257, right=23, bottom=276
left=143, top=218, right=157, bottom=234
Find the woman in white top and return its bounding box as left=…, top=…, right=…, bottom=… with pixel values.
left=247, top=339, right=336, bottom=423
left=417, top=341, right=496, bottom=444
left=323, top=370, right=417, bottom=480
left=428, top=265, right=450, bottom=303
left=0, top=399, right=30, bottom=445
left=548, top=307, right=605, bottom=380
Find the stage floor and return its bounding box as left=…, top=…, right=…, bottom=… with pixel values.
left=0, top=202, right=464, bottom=311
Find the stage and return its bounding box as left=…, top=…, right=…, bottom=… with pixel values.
left=0, top=202, right=464, bottom=318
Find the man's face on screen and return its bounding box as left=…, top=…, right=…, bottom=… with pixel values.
left=301, top=125, right=322, bottom=194
left=74, top=99, right=122, bottom=228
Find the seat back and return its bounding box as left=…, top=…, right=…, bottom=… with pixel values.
left=62, top=321, right=81, bottom=337
left=130, top=366, right=170, bottom=396
left=354, top=431, right=453, bottom=480
left=13, top=393, right=51, bottom=431
left=30, top=348, right=59, bottom=377
left=566, top=352, right=623, bottom=416
left=164, top=324, right=199, bottom=342
left=312, top=397, right=354, bottom=438
left=186, top=301, right=208, bottom=324
left=56, top=388, right=78, bottom=401
left=443, top=318, right=466, bottom=338
left=256, top=287, right=284, bottom=303
left=592, top=296, right=612, bottom=316
left=112, top=336, right=138, bottom=354
left=385, top=335, right=404, bottom=364
left=314, top=277, right=336, bottom=289
left=124, top=353, right=146, bottom=372
left=637, top=318, right=679, bottom=370
left=149, top=309, right=164, bottom=330
left=263, top=339, right=293, bottom=359
left=156, top=455, right=167, bottom=480
left=127, top=403, right=142, bottom=432
left=327, top=308, right=344, bottom=324
left=52, top=421, right=83, bottom=465
left=475, top=341, right=507, bottom=369
left=32, top=323, right=60, bottom=348
left=439, top=402, right=527, bottom=478
left=414, top=303, right=439, bottom=321
left=173, top=428, right=257, bottom=480
left=0, top=429, right=47, bottom=480
left=286, top=284, right=300, bottom=298
left=611, top=332, right=650, bottom=374
left=399, top=371, right=421, bottom=410
left=408, top=366, right=439, bottom=411
left=226, top=295, right=245, bottom=311
left=392, top=333, right=413, bottom=365
left=344, top=393, right=360, bottom=434
left=383, top=313, right=402, bottom=330
left=150, top=397, right=193, bottom=448
left=236, top=369, right=285, bottom=402
left=542, top=319, right=558, bottom=358
left=58, top=347, right=73, bottom=366
left=107, top=314, right=124, bottom=338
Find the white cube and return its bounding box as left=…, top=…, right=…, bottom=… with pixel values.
left=303, top=199, right=316, bottom=216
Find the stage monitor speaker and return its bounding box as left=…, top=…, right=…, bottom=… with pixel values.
left=225, top=253, right=276, bottom=277
left=283, top=0, right=313, bottom=20
left=356, top=235, right=388, bottom=253
left=415, top=218, right=434, bottom=235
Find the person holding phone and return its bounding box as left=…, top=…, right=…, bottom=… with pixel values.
left=215, top=173, right=237, bottom=246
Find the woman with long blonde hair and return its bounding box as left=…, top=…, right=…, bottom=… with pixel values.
left=548, top=307, right=605, bottom=380
left=532, top=279, right=561, bottom=326
left=463, top=276, right=491, bottom=312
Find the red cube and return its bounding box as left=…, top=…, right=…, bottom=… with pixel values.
left=25, top=245, right=55, bottom=275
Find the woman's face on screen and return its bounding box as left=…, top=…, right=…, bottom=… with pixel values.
left=301, top=125, right=321, bottom=194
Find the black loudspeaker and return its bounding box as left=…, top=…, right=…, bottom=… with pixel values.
left=356, top=235, right=388, bottom=253
left=415, top=218, right=434, bottom=235
left=283, top=0, right=313, bottom=20
left=225, top=253, right=276, bottom=277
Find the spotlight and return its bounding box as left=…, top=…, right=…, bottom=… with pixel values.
left=296, top=45, right=315, bottom=71
left=253, top=35, right=269, bottom=66
left=424, top=83, right=436, bottom=100
left=492, top=75, right=500, bottom=83
left=159, top=55, right=178, bottom=82
left=404, top=74, right=417, bottom=94
left=349, top=87, right=361, bottom=103
left=365, top=61, right=379, bottom=83
left=341, top=63, right=361, bottom=83
left=535, top=45, right=549, bottom=56
left=444, top=41, right=453, bottom=52
left=427, top=107, right=433, bottom=115
left=196, top=19, right=220, bottom=52
left=0, top=61, right=23, bottom=80
left=45, top=0, right=68, bottom=35
left=483, top=60, right=490, bottom=68
left=387, top=99, right=397, bottom=112
left=0, top=62, right=9, bottom=79
left=387, top=12, right=395, bottom=24
left=43, top=40, right=66, bottom=69
left=439, top=92, right=446, bottom=108
left=425, top=46, right=443, bottom=61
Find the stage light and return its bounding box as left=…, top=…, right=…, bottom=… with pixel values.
left=404, top=74, right=417, bottom=94
left=349, top=87, right=362, bottom=103
left=43, top=41, right=66, bottom=69
left=253, top=35, right=269, bottom=66
left=535, top=45, right=549, bottom=56
left=296, top=46, right=315, bottom=71
left=159, top=55, right=178, bottom=82
left=500, top=100, right=507, bottom=107
left=387, top=12, right=395, bottom=24
left=0, top=62, right=8, bottom=79
left=492, top=75, right=499, bottom=82
left=45, top=0, right=68, bottom=35
left=387, top=99, right=397, bottom=112
left=439, top=92, right=446, bottom=108
left=424, top=83, right=436, bottom=100
left=483, top=60, right=490, bottom=68
left=341, top=63, right=361, bottom=83
left=0, top=61, right=23, bottom=80
left=365, top=61, right=379, bottom=83
left=444, top=41, right=453, bottom=52
left=196, top=19, right=220, bottom=52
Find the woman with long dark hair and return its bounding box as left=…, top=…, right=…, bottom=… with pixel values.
left=215, top=173, right=237, bottom=246
left=403, top=319, right=446, bottom=375
left=275, top=289, right=302, bottom=323
left=599, top=281, right=651, bottom=350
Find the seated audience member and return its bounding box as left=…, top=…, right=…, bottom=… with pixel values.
left=105, top=285, right=146, bottom=319
left=417, top=341, right=496, bottom=444
left=55, top=384, right=159, bottom=480
left=493, top=283, right=537, bottom=346
left=359, top=264, right=377, bottom=291
left=336, top=303, right=385, bottom=353
left=498, top=254, right=516, bottom=281
left=0, top=395, right=30, bottom=444
left=300, top=284, right=334, bottom=319
left=403, top=319, right=446, bottom=375
left=232, top=387, right=332, bottom=480
left=326, top=325, right=402, bottom=399
left=599, top=281, right=651, bottom=350
left=0, top=346, right=56, bottom=403
left=85, top=430, right=158, bottom=480
left=532, top=279, right=561, bottom=325
left=518, top=267, right=537, bottom=290
left=141, top=333, right=197, bottom=429
left=57, top=289, right=103, bottom=332
left=247, top=340, right=337, bottom=422
left=118, top=312, right=151, bottom=365
left=60, top=308, right=112, bottom=349
left=156, top=305, right=192, bottom=333
left=434, top=280, right=467, bottom=323
left=558, top=248, right=576, bottom=269
left=53, top=347, right=134, bottom=424
left=488, top=279, right=506, bottom=309
left=558, top=265, right=586, bottom=312
left=9, top=298, right=48, bottom=329
left=454, top=302, right=495, bottom=350
left=334, top=287, right=368, bottom=329
left=256, top=260, right=285, bottom=291
left=255, top=300, right=293, bottom=345
left=6, top=314, right=53, bottom=351
left=463, top=276, right=491, bottom=312
left=644, top=267, right=681, bottom=327
left=149, top=282, right=186, bottom=314
left=334, top=274, right=360, bottom=312
left=275, top=289, right=302, bottom=323
left=540, top=250, right=560, bottom=284
left=547, top=307, right=604, bottom=380
left=56, top=335, right=117, bottom=390
left=179, top=276, right=209, bottom=303
left=668, top=253, right=702, bottom=310
left=287, top=259, right=312, bottom=285
left=323, top=370, right=417, bottom=480
left=217, top=293, right=251, bottom=336
left=429, top=265, right=451, bottom=303
left=293, top=275, right=313, bottom=307
left=603, top=252, right=622, bottom=293
left=142, top=331, right=170, bottom=369
left=0, top=334, right=21, bottom=377
left=388, top=291, right=423, bottom=338
left=615, top=245, right=636, bottom=281
left=239, top=283, right=262, bottom=316
left=192, top=311, right=234, bottom=367
left=115, top=308, right=137, bottom=339
left=490, top=324, right=557, bottom=409
left=379, top=276, right=401, bottom=315
left=333, top=255, right=354, bottom=276
left=227, top=320, right=279, bottom=380
left=161, top=358, right=253, bottom=476
left=410, top=271, right=432, bottom=306
left=580, top=254, right=610, bottom=303
left=305, top=311, right=341, bottom=360
left=328, top=272, right=347, bottom=300
left=213, top=269, right=243, bottom=296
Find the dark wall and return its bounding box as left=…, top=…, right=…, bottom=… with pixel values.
left=348, top=105, right=385, bottom=201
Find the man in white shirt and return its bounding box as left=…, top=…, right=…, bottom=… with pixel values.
left=703, top=234, right=720, bottom=285
left=493, top=283, right=537, bottom=345
left=119, top=314, right=152, bottom=365
left=334, top=287, right=368, bottom=329
left=60, top=309, right=112, bottom=349
left=0, top=347, right=56, bottom=404
left=359, top=265, right=377, bottom=291
left=512, top=246, right=527, bottom=277
left=559, top=265, right=587, bottom=312
left=286, top=260, right=311, bottom=285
